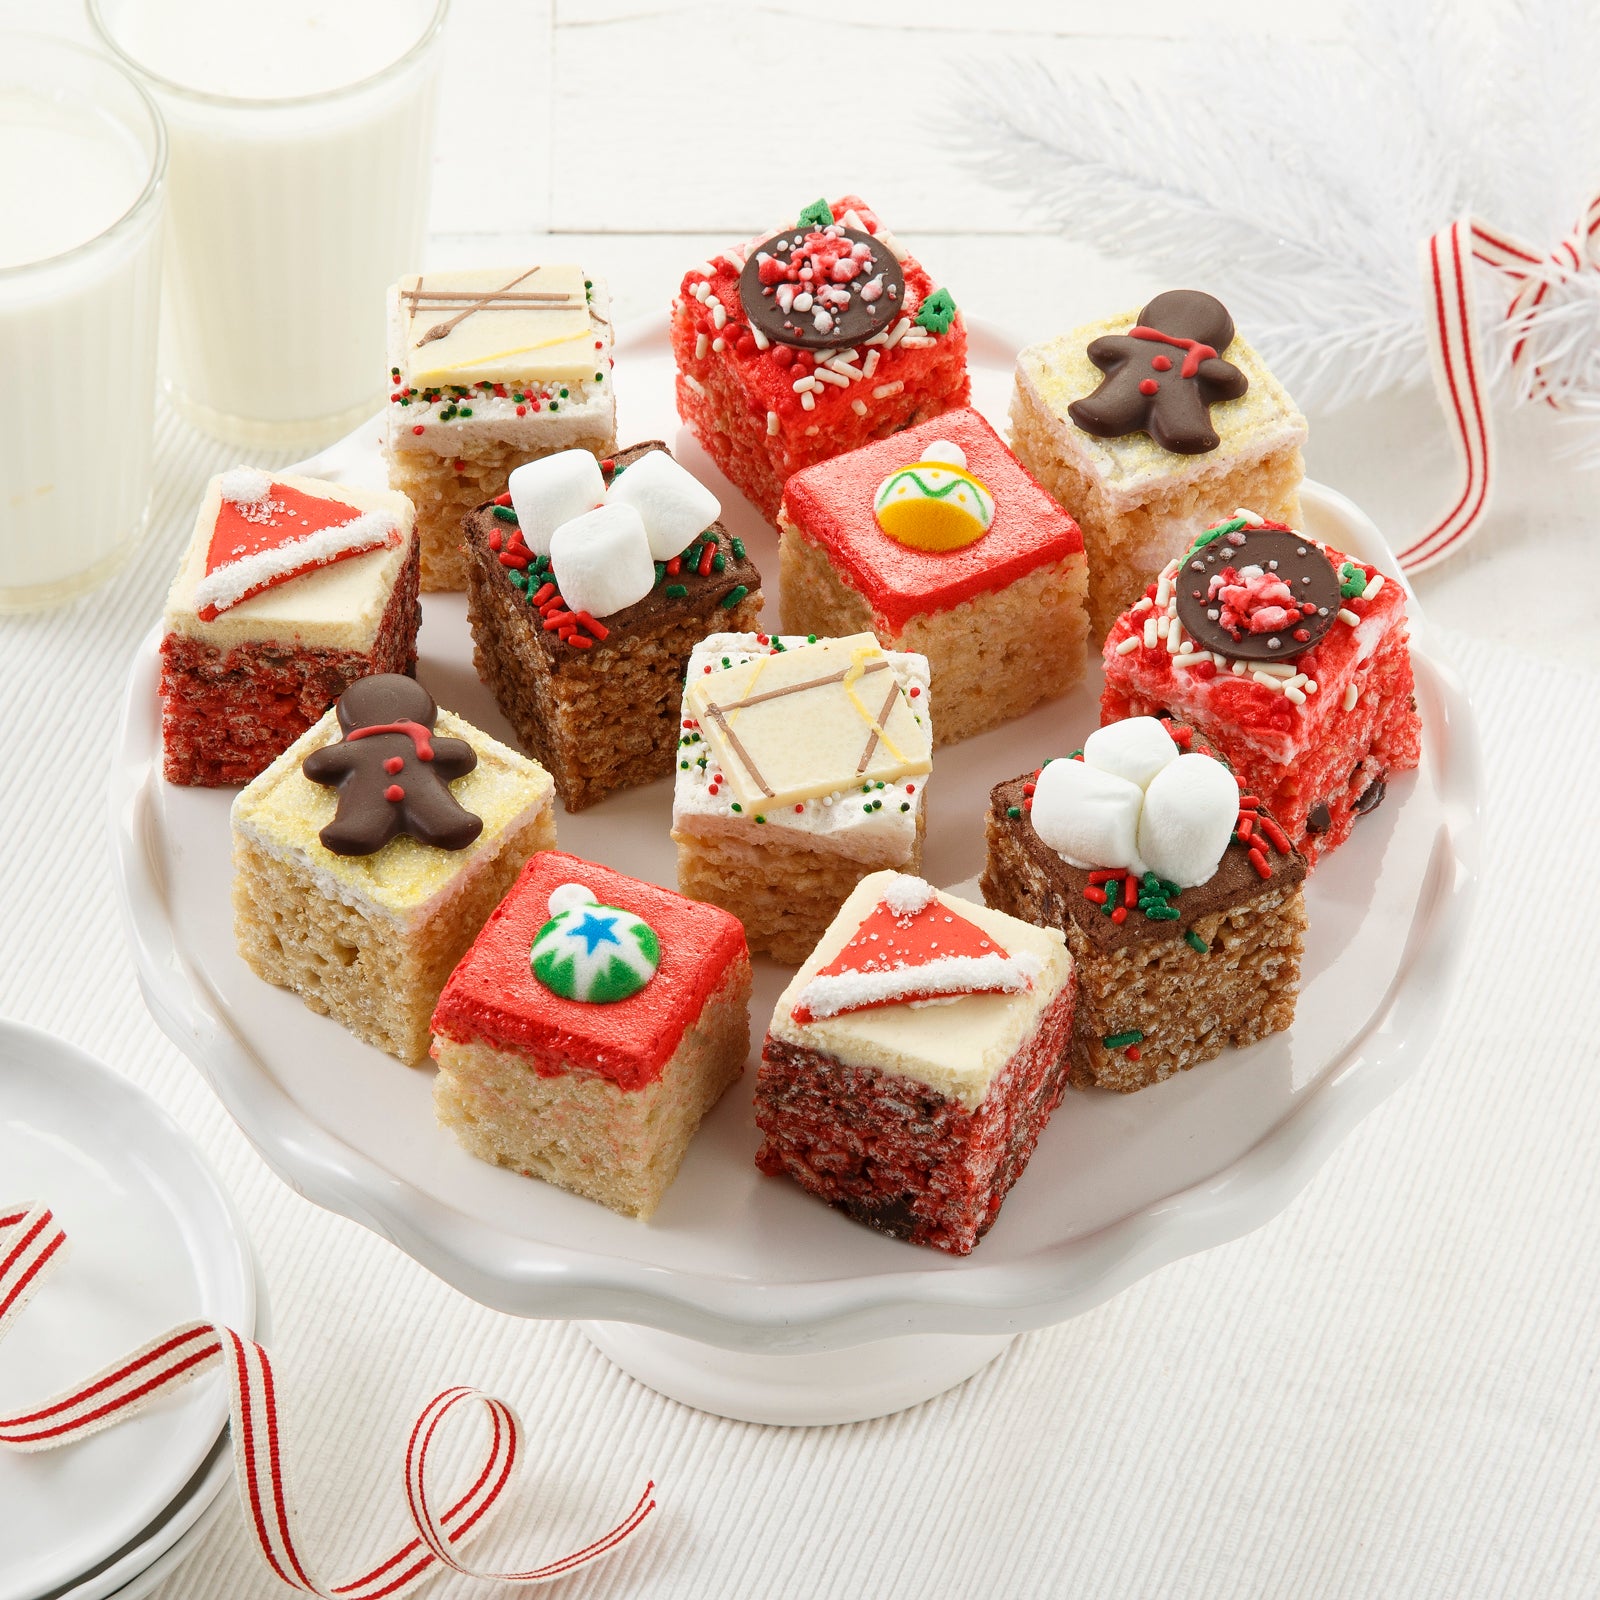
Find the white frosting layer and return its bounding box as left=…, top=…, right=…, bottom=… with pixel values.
left=383, top=277, right=615, bottom=457
left=163, top=473, right=416, bottom=653
left=768, top=873, right=1072, bottom=1110
left=671, top=633, right=930, bottom=862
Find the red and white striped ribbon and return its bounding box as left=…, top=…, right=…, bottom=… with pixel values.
left=1401, top=194, right=1600, bottom=573
left=0, top=1204, right=656, bottom=1595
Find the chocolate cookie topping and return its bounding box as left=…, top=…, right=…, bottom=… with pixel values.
left=738, top=221, right=905, bottom=350
left=302, top=675, right=482, bottom=856
left=1174, top=523, right=1342, bottom=660
left=1067, top=289, right=1248, bottom=454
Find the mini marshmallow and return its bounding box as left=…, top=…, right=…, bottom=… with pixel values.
left=606, top=449, right=721, bottom=560
left=1083, top=716, right=1179, bottom=791
left=1137, top=753, right=1240, bottom=887
left=549, top=503, right=655, bottom=619
left=508, top=450, right=606, bottom=556
left=1030, top=757, right=1146, bottom=873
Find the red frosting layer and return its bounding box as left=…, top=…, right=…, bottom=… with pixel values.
left=431, top=851, right=748, bottom=1092
left=780, top=408, right=1084, bottom=632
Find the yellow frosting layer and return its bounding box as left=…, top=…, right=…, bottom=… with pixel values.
left=231, top=707, right=555, bottom=926
left=394, top=265, right=604, bottom=387
left=1015, top=309, right=1307, bottom=496
left=768, top=873, right=1072, bottom=1111
left=164, top=474, right=416, bottom=653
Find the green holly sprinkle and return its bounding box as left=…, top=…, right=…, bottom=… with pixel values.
left=1339, top=561, right=1369, bottom=599
left=914, top=287, right=957, bottom=334
left=797, top=197, right=834, bottom=228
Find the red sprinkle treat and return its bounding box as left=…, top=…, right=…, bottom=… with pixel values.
left=671, top=195, right=970, bottom=523
left=1099, top=514, right=1422, bottom=864
left=432, top=851, right=751, bottom=1219
left=756, top=871, right=1075, bottom=1255
left=777, top=408, right=1090, bottom=743
left=160, top=470, right=420, bottom=787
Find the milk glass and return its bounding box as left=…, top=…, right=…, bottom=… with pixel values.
left=0, top=35, right=166, bottom=611
left=88, top=0, right=450, bottom=452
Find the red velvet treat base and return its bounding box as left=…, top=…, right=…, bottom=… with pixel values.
left=754, top=978, right=1076, bottom=1256
left=159, top=541, right=421, bottom=788
left=671, top=194, right=971, bottom=524
left=433, top=850, right=748, bottom=1093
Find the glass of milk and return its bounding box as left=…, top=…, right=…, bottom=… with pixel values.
left=0, top=34, right=167, bottom=612
left=89, top=0, right=450, bottom=453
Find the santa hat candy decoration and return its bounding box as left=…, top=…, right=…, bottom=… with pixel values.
left=530, top=883, right=661, bottom=1003
left=1031, top=717, right=1239, bottom=887
left=193, top=468, right=402, bottom=621
left=507, top=447, right=724, bottom=618
left=790, top=874, right=1040, bottom=1024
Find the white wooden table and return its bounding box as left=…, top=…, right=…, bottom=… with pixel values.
left=3, top=6, right=1598, bottom=1598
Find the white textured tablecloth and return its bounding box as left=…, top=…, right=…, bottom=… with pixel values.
left=3, top=397, right=1598, bottom=1600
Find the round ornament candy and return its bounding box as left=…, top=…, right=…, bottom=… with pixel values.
left=530, top=884, right=661, bottom=1004
left=872, top=441, right=996, bottom=552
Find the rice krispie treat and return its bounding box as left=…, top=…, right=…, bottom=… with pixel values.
left=1011, top=290, right=1307, bottom=640
left=160, top=469, right=420, bottom=787
left=756, top=872, right=1075, bottom=1254
left=672, top=631, right=932, bottom=964
left=232, top=674, right=556, bottom=1064
left=777, top=407, right=1089, bottom=743
left=672, top=195, right=969, bottom=522
left=461, top=441, right=763, bottom=811
left=384, top=266, right=615, bottom=590
left=1099, top=512, right=1421, bottom=864
left=432, top=852, right=750, bottom=1219
left=982, top=716, right=1307, bottom=1092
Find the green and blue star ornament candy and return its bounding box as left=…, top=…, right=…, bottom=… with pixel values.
left=529, top=883, right=661, bottom=1004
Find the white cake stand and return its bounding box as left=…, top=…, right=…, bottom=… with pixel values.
left=110, top=320, right=1479, bottom=1424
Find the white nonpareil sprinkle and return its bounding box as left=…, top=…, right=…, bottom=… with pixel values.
left=1305, top=679, right=1319, bottom=694
left=711, top=301, right=726, bottom=330
left=1172, top=652, right=1208, bottom=669
left=766, top=411, right=780, bottom=436
left=813, top=368, right=849, bottom=388
left=711, top=337, right=725, bottom=353
left=1143, top=617, right=1159, bottom=650
left=1132, top=596, right=1153, bottom=614
left=792, top=375, right=819, bottom=392
left=683, top=375, right=704, bottom=395
left=1252, top=671, right=1286, bottom=692
left=695, top=333, right=709, bottom=360
left=1233, top=506, right=1265, bottom=525
left=872, top=381, right=903, bottom=398
left=851, top=399, right=868, bottom=416
left=1343, top=681, right=1360, bottom=711
left=1365, top=571, right=1386, bottom=600
left=863, top=348, right=880, bottom=378
left=1116, top=636, right=1141, bottom=655
left=800, top=391, right=816, bottom=411
left=885, top=316, right=911, bottom=349
left=752, top=327, right=770, bottom=350
left=1284, top=684, right=1307, bottom=704
left=1233, top=661, right=1248, bottom=675
left=1338, top=607, right=1361, bottom=627
left=219, top=467, right=273, bottom=505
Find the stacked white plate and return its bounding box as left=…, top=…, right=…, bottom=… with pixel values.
left=0, top=1019, right=258, bottom=1600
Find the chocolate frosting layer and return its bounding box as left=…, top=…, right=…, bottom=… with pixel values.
left=462, top=440, right=762, bottom=666
left=988, top=743, right=1306, bottom=953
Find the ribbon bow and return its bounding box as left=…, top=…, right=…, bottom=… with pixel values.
left=1401, top=195, right=1600, bottom=572
left=0, top=1204, right=655, bottom=1595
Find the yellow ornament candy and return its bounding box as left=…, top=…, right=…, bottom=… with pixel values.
left=872, top=441, right=996, bottom=552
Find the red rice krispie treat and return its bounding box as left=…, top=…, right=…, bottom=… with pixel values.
left=982, top=716, right=1307, bottom=1092
left=432, top=851, right=750, bottom=1219
left=672, top=195, right=969, bottom=522
left=756, top=871, right=1075, bottom=1255
left=1099, top=512, right=1421, bottom=865
left=777, top=407, right=1089, bottom=743
left=1011, top=290, right=1307, bottom=640
left=161, top=468, right=420, bottom=787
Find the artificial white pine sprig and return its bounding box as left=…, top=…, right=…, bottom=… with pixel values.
left=943, top=0, right=1600, bottom=421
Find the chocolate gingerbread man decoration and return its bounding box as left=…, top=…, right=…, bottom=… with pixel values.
left=302, top=675, right=482, bottom=856
left=1067, top=289, right=1248, bottom=455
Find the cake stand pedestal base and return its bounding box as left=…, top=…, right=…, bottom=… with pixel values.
left=579, top=1322, right=1016, bottom=1425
